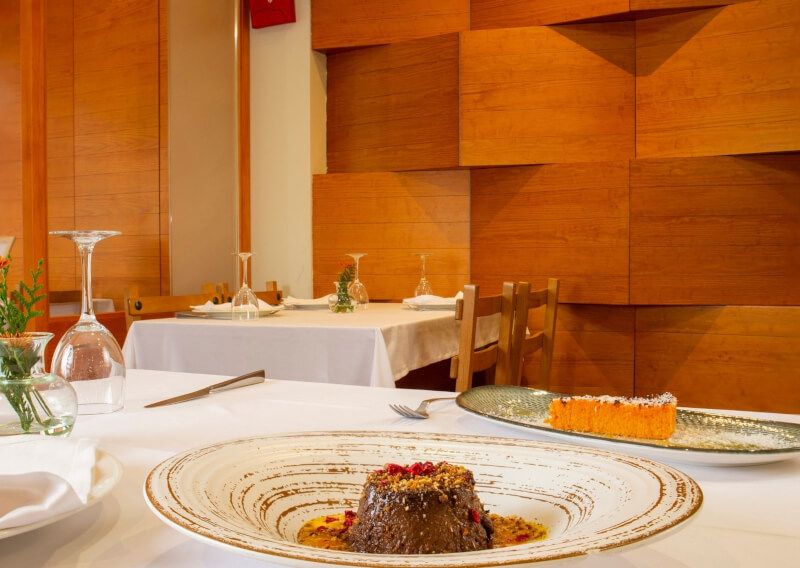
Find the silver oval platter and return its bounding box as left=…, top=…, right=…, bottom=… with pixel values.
left=457, top=386, right=800, bottom=466
left=144, top=431, right=702, bottom=567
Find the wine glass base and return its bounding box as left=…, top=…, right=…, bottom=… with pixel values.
left=77, top=402, right=123, bottom=415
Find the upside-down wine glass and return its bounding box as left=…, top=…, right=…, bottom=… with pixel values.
left=232, top=252, right=259, bottom=320
left=346, top=253, right=369, bottom=309
left=50, top=230, right=126, bottom=414
left=414, top=253, right=434, bottom=297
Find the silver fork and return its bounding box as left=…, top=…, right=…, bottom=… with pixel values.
left=389, top=397, right=456, bottom=419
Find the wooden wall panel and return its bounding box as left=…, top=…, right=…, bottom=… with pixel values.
left=471, top=163, right=630, bottom=304
left=327, top=34, right=459, bottom=173
left=312, top=0, right=469, bottom=52
left=523, top=305, right=635, bottom=396
left=630, top=155, right=800, bottom=305
left=470, top=1, right=748, bottom=30
left=0, top=0, right=23, bottom=284
left=636, top=306, right=800, bottom=412
left=46, top=0, right=76, bottom=292
left=460, top=24, right=635, bottom=166
left=313, top=171, right=470, bottom=301
left=636, top=0, right=800, bottom=158
left=71, top=0, right=164, bottom=306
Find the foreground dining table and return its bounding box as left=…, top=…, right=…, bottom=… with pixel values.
left=123, top=304, right=496, bottom=387
left=0, top=369, right=797, bottom=567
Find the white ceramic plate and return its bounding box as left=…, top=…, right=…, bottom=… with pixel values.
left=0, top=449, right=123, bottom=540
left=404, top=303, right=457, bottom=311
left=284, top=302, right=329, bottom=310
left=144, top=431, right=702, bottom=567
left=186, top=306, right=283, bottom=318
left=457, top=386, right=800, bottom=467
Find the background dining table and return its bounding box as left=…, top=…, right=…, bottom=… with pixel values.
left=0, top=369, right=797, bottom=567
left=122, top=304, right=497, bottom=387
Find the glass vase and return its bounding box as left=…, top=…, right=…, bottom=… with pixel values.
left=0, top=332, right=77, bottom=437
left=50, top=230, right=126, bottom=414
left=328, top=282, right=354, bottom=313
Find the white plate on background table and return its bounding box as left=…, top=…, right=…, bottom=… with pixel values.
left=283, top=301, right=329, bottom=310
left=457, top=386, right=800, bottom=467
left=0, top=449, right=123, bottom=540
left=179, top=306, right=283, bottom=319
left=145, top=431, right=701, bottom=567
left=403, top=302, right=457, bottom=311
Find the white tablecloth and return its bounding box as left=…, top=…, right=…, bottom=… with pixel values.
left=0, top=370, right=796, bottom=567
left=122, top=304, right=497, bottom=387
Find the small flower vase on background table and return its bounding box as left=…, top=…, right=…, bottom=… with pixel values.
left=0, top=332, right=77, bottom=436
left=328, top=281, right=355, bottom=313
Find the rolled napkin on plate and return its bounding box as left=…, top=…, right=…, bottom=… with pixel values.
left=402, top=291, right=464, bottom=309
left=0, top=438, right=97, bottom=529
left=282, top=295, right=330, bottom=309
left=190, top=298, right=282, bottom=312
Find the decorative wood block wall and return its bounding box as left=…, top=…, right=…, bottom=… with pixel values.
left=327, top=34, right=459, bottom=172
left=631, top=154, right=800, bottom=305
left=470, top=0, right=749, bottom=30
left=311, top=0, right=469, bottom=51
left=523, top=304, right=635, bottom=397
left=314, top=0, right=800, bottom=411
left=460, top=24, right=635, bottom=166
left=327, top=24, right=635, bottom=172
left=0, top=0, right=24, bottom=284
left=471, top=163, right=629, bottom=304
left=636, top=0, right=800, bottom=158
left=636, top=306, right=800, bottom=412
left=312, top=172, right=470, bottom=301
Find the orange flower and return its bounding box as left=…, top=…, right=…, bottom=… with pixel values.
left=0, top=256, right=9, bottom=270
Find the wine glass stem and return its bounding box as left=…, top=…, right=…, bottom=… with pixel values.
left=241, top=256, right=249, bottom=288
left=354, top=256, right=360, bottom=282
left=78, top=242, right=96, bottom=321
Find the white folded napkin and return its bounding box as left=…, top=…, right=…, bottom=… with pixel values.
left=0, top=438, right=97, bottom=529
left=402, top=291, right=464, bottom=306
left=283, top=295, right=330, bottom=307
left=191, top=299, right=280, bottom=312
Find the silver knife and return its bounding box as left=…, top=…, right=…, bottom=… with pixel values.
left=144, top=369, right=266, bottom=408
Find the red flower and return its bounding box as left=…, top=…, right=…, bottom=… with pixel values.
left=0, top=256, right=9, bottom=270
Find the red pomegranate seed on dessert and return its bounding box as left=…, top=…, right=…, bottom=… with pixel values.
left=386, top=463, right=405, bottom=475
left=344, top=510, right=357, bottom=519
left=515, top=533, right=530, bottom=542
left=469, top=509, right=481, bottom=523
left=421, top=461, right=436, bottom=475
left=324, top=516, right=336, bottom=523
left=407, top=462, right=423, bottom=476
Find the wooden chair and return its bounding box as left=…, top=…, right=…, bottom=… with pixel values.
left=216, top=280, right=283, bottom=305
left=123, top=284, right=218, bottom=328
left=48, top=290, right=82, bottom=303
left=507, top=279, right=560, bottom=390
left=449, top=282, right=516, bottom=392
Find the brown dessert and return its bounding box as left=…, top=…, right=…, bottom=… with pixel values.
left=296, top=461, right=547, bottom=554
left=348, top=461, right=492, bottom=554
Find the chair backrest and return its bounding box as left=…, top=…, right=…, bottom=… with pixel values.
left=49, top=289, right=82, bottom=303
left=508, top=278, right=560, bottom=389
left=123, top=284, right=218, bottom=328
left=216, top=280, right=283, bottom=305
left=449, top=282, right=516, bottom=392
